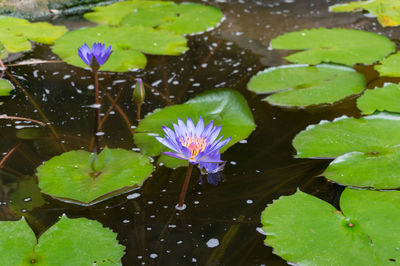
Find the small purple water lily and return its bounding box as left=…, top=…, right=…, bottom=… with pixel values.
left=155, top=117, right=231, bottom=173
left=78, top=43, right=112, bottom=68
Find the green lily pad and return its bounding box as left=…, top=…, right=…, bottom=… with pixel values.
left=84, top=0, right=174, bottom=26
left=84, top=0, right=224, bottom=35
left=261, top=188, right=400, bottom=265
left=121, top=3, right=224, bottom=35
left=270, top=28, right=395, bottom=66
left=330, top=0, right=400, bottom=27
left=375, top=51, right=400, bottom=77
left=247, top=64, right=366, bottom=107
left=357, top=83, right=400, bottom=114
left=0, top=215, right=125, bottom=265
left=37, top=147, right=154, bottom=204
left=293, top=113, right=400, bottom=189
left=0, top=78, right=14, bottom=96
left=134, top=89, right=255, bottom=169
left=52, top=25, right=187, bottom=72
left=0, top=16, right=67, bottom=59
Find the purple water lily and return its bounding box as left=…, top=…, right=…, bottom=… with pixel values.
left=155, top=117, right=231, bottom=173
left=78, top=43, right=112, bottom=68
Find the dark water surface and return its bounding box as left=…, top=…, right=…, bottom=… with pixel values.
left=1, top=0, right=399, bottom=265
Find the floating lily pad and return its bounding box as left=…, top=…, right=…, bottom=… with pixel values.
left=270, top=28, right=395, bottom=66
left=293, top=113, right=400, bottom=189
left=0, top=78, right=14, bottom=96
left=37, top=147, right=154, bottom=204
left=134, top=89, right=255, bottom=168
left=0, top=215, right=125, bottom=265
left=261, top=188, right=400, bottom=265
left=375, top=51, right=400, bottom=77
left=357, top=83, right=400, bottom=114
left=85, top=0, right=224, bottom=35
left=121, top=3, right=224, bottom=35
left=0, top=16, right=66, bottom=59
left=84, top=0, right=173, bottom=26
left=330, top=0, right=400, bottom=27
left=247, top=64, right=365, bottom=107
left=52, top=25, right=187, bottom=71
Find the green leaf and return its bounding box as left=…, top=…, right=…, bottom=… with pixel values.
left=357, top=83, right=400, bottom=114
left=330, top=0, right=400, bottom=27
left=0, top=216, right=125, bottom=265
left=84, top=0, right=224, bottom=35
left=293, top=113, right=400, bottom=189
left=37, top=147, right=154, bottom=204
left=271, top=28, right=395, bottom=66
left=375, top=51, right=400, bottom=77
left=247, top=64, right=366, bottom=107
left=84, top=0, right=174, bottom=26
left=0, top=78, right=14, bottom=96
left=121, top=3, right=224, bottom=35
left=52, top=25, right=187, bottom=72
left=261, top=188, right=400, bottom=265
left=134, top=89, right=255, bottom=169
left=0, top=16, right=67, bottom=58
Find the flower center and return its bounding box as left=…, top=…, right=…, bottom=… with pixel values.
left=180, top=136, right=207, bottom=159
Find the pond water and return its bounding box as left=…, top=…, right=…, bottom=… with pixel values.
left=1, top=0, right=399, bottom=265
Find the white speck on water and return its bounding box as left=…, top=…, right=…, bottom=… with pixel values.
left=177, top=240, right=183, bottom=244
left=168, top=224, right=176, bottom=228
left=246, top=199, right=253, bottom=204
left=194, top=200, right=199, bottom=205
left=95, top=132, right=104, bottom=136
left=127, top=193, right=140, bottom=199
left=152, top=80, right=162, bottom=87
left=150, top=253, right=158, bottom=259
left=88, top=85, right=94, bottom=90
left=206, top=238, right=219, bottom=248
left=256, top=227, right=267, bottom=235
left=230, top=161, right=237, bottom=165
left=23, top=197, right=31, bottom=202
left=122, top=219, right=130, bottom=223
left=175, top=204, right=186, bottom=210
left=147, top=201, right=153, bottom=204
left=192, top=258, right=197, bottom=262
left=239, top=139, right=247, bottom=144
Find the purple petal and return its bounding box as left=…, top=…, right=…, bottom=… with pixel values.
left=206, top=125, right=222, bottom=144
left=201, top=120, right=214, bottom=138
left=195, top=117, right=204, bottom=136
left=178, top=118, right=187, bottom=134
left=162, top=151, right=187, bottom=161
left=155, top=137, right=179, bottom=152
left=207, top=136, right=232, bottom=154
left=186, top=117, right=196, bottom=136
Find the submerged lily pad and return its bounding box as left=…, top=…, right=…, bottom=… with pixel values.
left=293, top=113, right=400, bottom=189
left=134, top=89, right=255, bottom=168
left=52, top=25, right=187, bottom=72
left=330, top=0, right=400, bottom=27
left=270, top=28, right=395, bottom=66
left=0, top=215, right=124, bottom=265
left=261, top=188, right=400, bottom=265
left=357, top=83, right=400, bottom=114
left=37, top=147, right=154, bottom=204
left=0, top=79, right=14, bottom=96
left=9, top=177, right=46, bottom=215
left=247, top=64, right=365, bottom=107
left=85, top=0, right=224, bottom=35
left=0, top=16, right=67, bottom=59
left=375, top=51, right=400, bottom=77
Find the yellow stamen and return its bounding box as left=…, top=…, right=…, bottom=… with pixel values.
left=180, top=135, right=207, bottom=159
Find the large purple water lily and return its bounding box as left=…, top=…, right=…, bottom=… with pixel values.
left=155, top=117, right=231, bottom=173
left=78, top=43, right=112, bottom=68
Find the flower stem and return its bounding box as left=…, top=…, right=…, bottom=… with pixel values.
left=136, top=103, right=141, bottom=123
left=177, top=163, right=194, bottom=210
left=93, top=68, right=100, bottom=153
